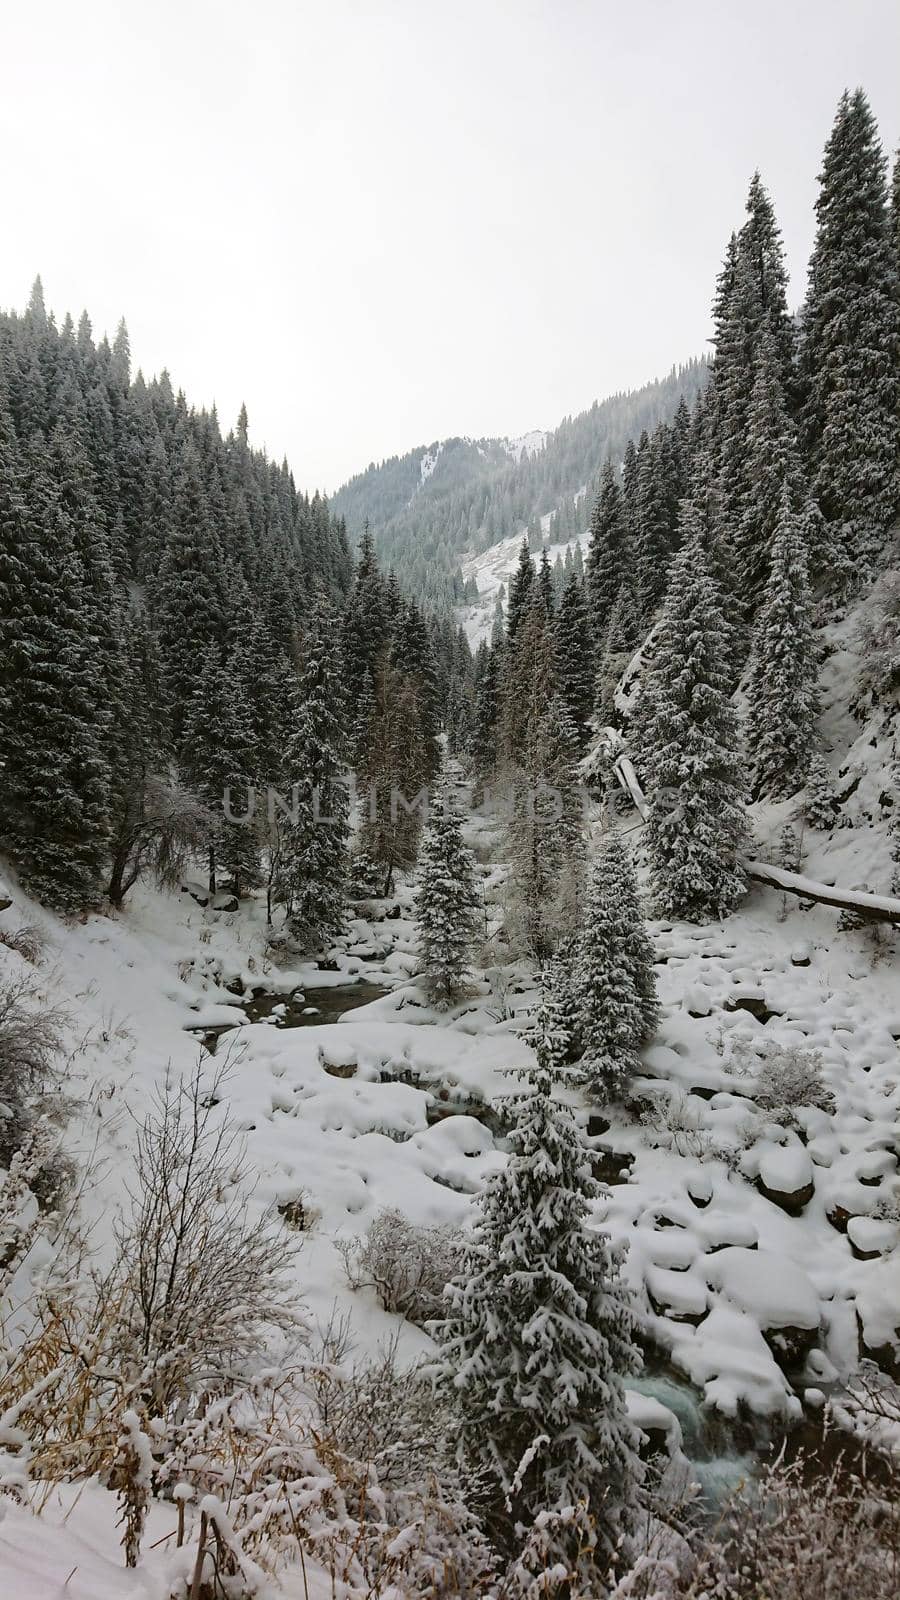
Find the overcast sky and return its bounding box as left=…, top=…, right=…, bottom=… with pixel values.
left=4, top=0, right=898, bottom=491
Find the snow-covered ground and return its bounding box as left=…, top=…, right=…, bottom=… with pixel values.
left=458, top=507, right=589, bottom=646
left=1, top=588, right=898, bottom=1593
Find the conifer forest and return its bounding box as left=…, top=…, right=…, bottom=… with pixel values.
left=1, top=27, right=900, bottom=1600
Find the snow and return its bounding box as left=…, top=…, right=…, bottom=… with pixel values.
left=505, top=429, right=547, bottom=463
left=456, top=498, right=589, bottom=645
left=1, top=585, right=899, bottom=1588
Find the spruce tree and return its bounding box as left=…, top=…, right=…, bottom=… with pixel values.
left=800, top=89, right=900, bottom=564
left=586, top=459, right=629, bottom=636
left=553, top=571, right=595, bottom=749
left=0, top=420, right=110, bottom=909
left=804, top=753, right=838, bottom=830
left=737, top=321, right=805, bottom=613
left=414, top=771, right=480, bottom=1006
left=746, top=489, right=819, bottom=799
left=639, top=509, right=749, bottom=921
left=505, top=538, right=535, bottom=642
left=359, top=657, right=428, bottom=895
left=277, top=601, right=349, bottom=949
left=180, top=644, right=259, bottom=898
left=433, top=1039, right=642, bottom=1578
left=574, top=828, right=657, bottom=1099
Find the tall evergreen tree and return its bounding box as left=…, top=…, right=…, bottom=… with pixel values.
left=736, top=320, right=805, bottom=612
left=553, top=571, right=595, bottom=749
left=800, top=89, right=900, bottom=563
left=586, top=459, right=629, bottom=636
left=0, top=419, right=110, bottom=909
left=433, top=1038, right=642, bottom=1579
left=414, top=770, right=480, bottom=1006
left=573, top=828, right=658, bottom=1098
left=359, top=658, right=428, bottom=895
left=745, top=490, right=819, bottom=799
left=277, top=601, right=349, bottom=949
left=505, top=538, right=535, bottom=642
left=638, top=509, right=749, bottom=921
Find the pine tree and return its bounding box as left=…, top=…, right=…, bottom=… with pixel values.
left=433, top=1040, right=642, bottom=1578
left=639, top=509, right=749, bottom=921
left=277, top=601, right=349, bottom=949
left=359, top=658, right=428, bottom=895
left=800, top=89, right=900, bottom=564
left=506, top=538, right=535, bottom=642
left=414, top=771, right=480, bottom=1006
left=736, top=321, right=805, bottom=613
left=586, top=459, right=629, bottom=636
left=746, top=490, right=819, bottom=799
left=574, top=828, right=657, bottom=1099
left=180, top=644, right=259, bottom=898
left=553, top=572, right=595, bottom=749
left=0, top=419, right=110, bottom=909
left=536, top=547, right=554, bottom=614
left=804, top=753, right=838, bottom=830
left=523, top=950, right=583, bottom=1078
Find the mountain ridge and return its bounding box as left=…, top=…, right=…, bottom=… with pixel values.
left=331, top=359, right=709, bottom=606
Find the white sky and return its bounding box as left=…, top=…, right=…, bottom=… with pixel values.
left=3, top=0, right=898, bottom=492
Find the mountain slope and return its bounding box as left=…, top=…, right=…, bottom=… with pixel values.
left=332, top=359, right=708, bottom=606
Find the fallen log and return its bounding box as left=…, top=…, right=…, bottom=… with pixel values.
left=599, top=741, right=900, bottom=926
left=742, top=859, right=900, bottom=926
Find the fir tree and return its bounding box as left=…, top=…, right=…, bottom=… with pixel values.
left=414, top=771, right=480, bottom=1006
left=804, top=753, right=838, bottom=830
left=586, top=459, right=629, bottom=636
left=800, top=89, right=900, bottom=564
left=505, top=538, right=535, bottom=642
left=574, top=828, right=657, bottom=1099
left=359, top=657, right=428, bottom=895
left=0, top=421, right=110, bottom=909
left=433, top=1039, right=642, bottom=1577
left=639, top=509, right=749, bottom=921
left=746, top=489, right=819, bottom=799
left=277, top=601, right=349, bottom=949
left=736, top=320, right=805, bottom=613
left=180, top=644, right=259, bottom=898
left=553, top=571, right=595, bottom=749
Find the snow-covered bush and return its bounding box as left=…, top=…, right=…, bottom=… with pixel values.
left=0, top=922, right=43, bottom=963
left=608, top=1450, right=900, bottom=1599
left=0, top=1065, right=301, bottom=1479
left=857, top=568, right=900, bottom=696
left=639, top=1091, right=714, bottom=1159
left=338, top=1207, right=463, bottom=1323
left=754, top=1044, right=835, bottom=1122
left=0, top=973, right=67, bottom=1209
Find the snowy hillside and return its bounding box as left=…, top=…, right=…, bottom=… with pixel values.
left=2, top=569, right=898, bottom=1592
left=330, top=361, right=707, bottom=606
left=457, top=505, right=589, bottom=645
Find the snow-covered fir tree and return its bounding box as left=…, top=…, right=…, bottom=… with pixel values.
left=0, top=418, right=111, bottom=910
left=586, top=458, right=630, bottom=636
left=433, top=1027, right=642, bottom=1580
left=804, top=752, right=838, bottom=830
left=573, top=827, right=658, bottom=1099
left=180, top=643, right=260, bottom=898
left=414, top=770, right=480, bottom=1006
left=735, top=320, right=805, bottom=614
left=800, top=88, right=900, bottom=566
left=745, top=487, right=820, bottom=799
left=638, top=507, right=749, bottom=921
left=553, top=570, right=594, bottom=749
left=277, top=600, right=349, bottom=950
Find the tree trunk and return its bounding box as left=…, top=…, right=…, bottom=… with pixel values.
left=208, top=844, right=216, bottom=899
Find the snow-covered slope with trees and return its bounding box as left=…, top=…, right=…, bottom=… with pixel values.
left=1, top=82, right=899, bottom=1600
